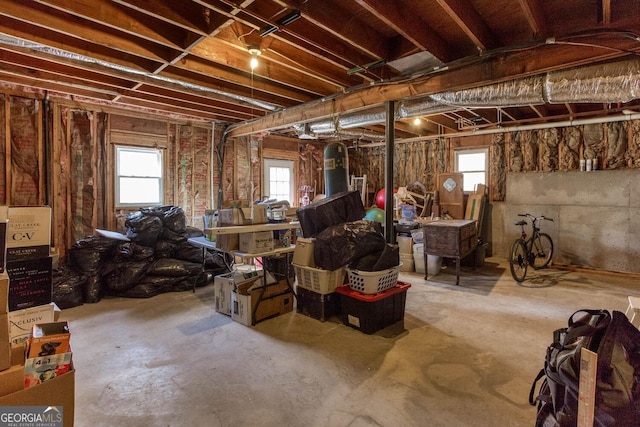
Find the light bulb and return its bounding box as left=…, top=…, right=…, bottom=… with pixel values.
left=250, top=56, right=259, bottom=70
left=413, top=118, right=422, bottom=125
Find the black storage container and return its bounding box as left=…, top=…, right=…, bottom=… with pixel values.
left=296, top=286, right=340, bottom=322
left=335, top=282, right=410, bottom=334
left=296, top=190, right=365, bottom=238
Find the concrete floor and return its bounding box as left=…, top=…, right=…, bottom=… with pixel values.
left=61, top=258, right=637, bottom=427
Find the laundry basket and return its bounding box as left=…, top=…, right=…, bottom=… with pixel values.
left=346, top=263, right=402, bottom=294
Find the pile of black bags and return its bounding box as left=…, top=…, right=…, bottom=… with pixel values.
left=53, top=205, right=232, bottom=308
left=297, top=191, right=399, bottom=272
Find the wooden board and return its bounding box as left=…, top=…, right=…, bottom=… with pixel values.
left=436, top=173, right=464, bottom=219
left=577, top=348, right=597, bottom=427
left=465, top=194, right=485, bottom=236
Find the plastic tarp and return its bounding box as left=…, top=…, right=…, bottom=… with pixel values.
left=313, top=220, right=387, bottom=271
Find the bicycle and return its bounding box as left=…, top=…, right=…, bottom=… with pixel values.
left=509, top=213, right=554, bottom=283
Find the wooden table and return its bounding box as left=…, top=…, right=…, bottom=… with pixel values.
left=423, top=219, right=477, bottom=285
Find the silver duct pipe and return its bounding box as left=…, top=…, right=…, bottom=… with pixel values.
left=0, top=33, right=280, bottom=112
left=430, top=75, right=546, bottom=107
left=545, top=59, right=640, bottom=103
left=302, top=58, right=640, bottom=136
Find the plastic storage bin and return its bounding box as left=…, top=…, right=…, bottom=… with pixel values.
left=346, top=263, right=401, bottom=294
left=293, top=264, right=345, bottom=294
left=295, top=286, right=340, bottom=322
left=335, top=281, right=411, bottom=334
left=399, top=253, right=414, bottom=272
left=413, top=243, right=442, bottom=275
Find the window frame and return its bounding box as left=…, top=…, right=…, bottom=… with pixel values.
left=454, top=147, right=489, bottom=193
left=115, top=145, right=164, bottom=208
left=263, top=158, right=294, bottom=205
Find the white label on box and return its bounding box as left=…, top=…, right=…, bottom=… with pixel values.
left=8, top=304, right=55, bottom=344
left=7, top=207, right=51, bottom=248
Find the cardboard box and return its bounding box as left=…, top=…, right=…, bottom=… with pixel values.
left=0, top=363, right=23, bottom=395
left=292, top=238, right=315, bottom=267
left=28, top=321, right=71, bottom=359
left=0, top=220, right=7, bottom=274
left=218, top=208, right=245, bottom=226
left=0, top=271, right=8, bottom=313
left=24, top=351, right=73, bottom=389
left=8, top=303, right=57, bottom=345
left=7, top=256, right=53, bottom=311
left=213, top=271, right=264, bottom=316
left=0, top=347, right=74, bottom=427
left=231, top=289, right=293, bottom=326
left=239, top=231, right=274, bottom=253
left=6, top=206, right=51, bottom=261
left=216, top=233, right=239, bottom=252
left=0, top=312, right=10, bottom=371
left=241, top=204, right=268, bottom=225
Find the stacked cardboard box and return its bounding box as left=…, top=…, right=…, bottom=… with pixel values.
left=5, top=207, right=53, bottom=311
left=0, top=321, right=75, bottom=426
left=1, top=272, right=10, bottom=371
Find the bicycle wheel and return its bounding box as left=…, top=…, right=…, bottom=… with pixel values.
left=530, top=233, right=553, bottom=269
left=509, top=239, right=528, bottom=283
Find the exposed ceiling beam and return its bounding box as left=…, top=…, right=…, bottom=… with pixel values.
left=226, top=39, right=640, bottom=137
left=354, top=0, right=455, bottom=63
left=517, top=0, right=549, bottom=38
left=434, top=0, right=497, bottom=52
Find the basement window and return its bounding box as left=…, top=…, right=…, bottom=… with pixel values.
left=455, top=148, right=488, bottom=193
left=263, top=159, right=294, bottom=205
left=116, top=146, right=163, bottom=207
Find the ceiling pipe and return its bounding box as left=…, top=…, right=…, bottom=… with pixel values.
left=356, top=112, right=640, bottom=148
left=305, top=58, right=640, bottom=139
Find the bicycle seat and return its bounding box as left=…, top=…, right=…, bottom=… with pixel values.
left=514, top=220, right=527, bottom=226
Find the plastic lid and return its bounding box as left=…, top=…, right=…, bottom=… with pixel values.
left=335, top=281, right=411, bottom=302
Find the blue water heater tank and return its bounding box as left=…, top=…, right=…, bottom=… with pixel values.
left=324, top=142, right=349, bottom=196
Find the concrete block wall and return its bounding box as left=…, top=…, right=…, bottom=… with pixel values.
left=489, top=169, right=640, bottom=274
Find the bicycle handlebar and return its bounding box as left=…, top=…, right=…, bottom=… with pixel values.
left=517, top=213, right=554, bottom=222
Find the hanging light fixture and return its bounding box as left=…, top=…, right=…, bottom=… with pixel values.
left=247, top=45, right=261, bottom=70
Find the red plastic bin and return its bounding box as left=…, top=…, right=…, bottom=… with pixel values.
left=334, top=281, right=411, bottom=334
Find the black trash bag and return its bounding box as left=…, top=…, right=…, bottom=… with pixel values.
left=112, top=241, right=154, bottom=263
left=207, top=251, right=234, bottom=271
left=349, top=244, right=400, bottom=271
left=154, top=240, right=177, bottom=259
left=68, top=235, right=117, bottom=273
left=121, top=282, right=168, bottom=298
left=84, top=274, right=104, bottom=303
left=112, top=241, right=134, bottom=263
left=140, top=205, right=187, bottom=233
left=184, top=226, right=204, bottom=238
left=125, top=211, right=164, bottom=247
left=172, top=273, right=209, bottom=292
left=161, top=228, right=187, bottom=244
left=149, top=258, right=202, bottom=277
left=132, top=243, right=155, bottom=261
left=296, top=190, right=366, bottom=238
left=314, top=220, right=387, bottom=271
left=52, top=267, right=86, bottom=309
left=174, top=241, right=206, bottom=263
left=104, top=260, right=153, bottom=292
